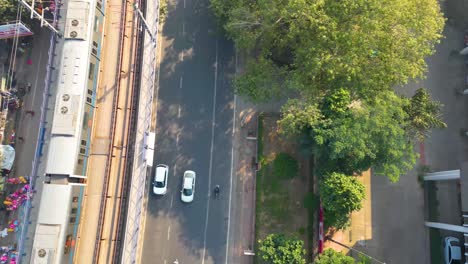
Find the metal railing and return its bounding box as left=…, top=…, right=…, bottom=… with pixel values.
left=120, top=0, right=160, bottom=261
left=92, top=0, right=129, bottom=260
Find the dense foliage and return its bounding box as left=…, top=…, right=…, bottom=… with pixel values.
left=0, top=0, right=19, bottom=23
left=258, top=234, right=306, bottom=264
left=211, top=0, right=444, bottom=101
left=314, top=249, right=356, bottom=264
left=405, top=88, right=447, bottom=140
left=319, top=172, right=365, bottom=229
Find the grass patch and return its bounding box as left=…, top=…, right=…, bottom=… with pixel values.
left=429, top=229, right=443, bottom=264
left=426, top=181, right=442, bottom=264
left=272, top=152, right=299, bottom=180
left=426, top=181, right=440, bottom=221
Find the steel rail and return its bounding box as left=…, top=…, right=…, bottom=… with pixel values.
left=92, top=0, right=129, bottom=260
left=111, top=0, right=142, bottom=260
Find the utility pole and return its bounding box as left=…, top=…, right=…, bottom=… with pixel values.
left=132, top=3, right=157, bottom=47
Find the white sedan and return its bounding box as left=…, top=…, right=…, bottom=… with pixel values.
left=153, top=164, right=169, bottom=195
left=181, top=170, right=196, bottom=203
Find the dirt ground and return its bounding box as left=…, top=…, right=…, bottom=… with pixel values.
left=256, top=113, right=312, bottom=258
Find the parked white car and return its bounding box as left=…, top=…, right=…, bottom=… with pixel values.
left=181, top=170, right=196, bottom=203
left=444, top=236, right=461, bottom=264
left=153, top=164, right=169, bottom=195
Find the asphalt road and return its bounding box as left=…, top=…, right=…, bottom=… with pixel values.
left=141, top=0, right=235, bottom=263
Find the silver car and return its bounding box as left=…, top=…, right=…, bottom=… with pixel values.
left=181, top=170, right=196, bottom=203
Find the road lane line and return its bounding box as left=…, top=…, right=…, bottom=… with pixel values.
left=202, top=38, right=219, bottom=264
left=167, top=225, right=171, bottom=240
left=183, top=0, right=185, bottom=8
left=170, top=194, right=174, bottom=208
left=179, top=76, right=183, bottom=89
left=178, top=105, right=181, bottom=118
left=31, top=49, right=43, bottom=107
left=176, top=133, right=180, bottom=146
left=224, top=50, right=238, bottom=264
left=182, top=23, right=185, bottom=36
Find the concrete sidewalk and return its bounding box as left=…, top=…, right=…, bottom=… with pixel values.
left=226, top=95, right=257, bottom=264
left=0, top=26, right=54, bottom=262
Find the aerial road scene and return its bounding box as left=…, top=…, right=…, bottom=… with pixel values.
left=0, top=0, right=466, bottom=263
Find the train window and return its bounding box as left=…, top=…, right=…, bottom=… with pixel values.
left=88, top=89, right=93, bottom=96
left=81, top=140, right=86, bottom=146
left=71, top=208, right=77, bottom=214
left=92, top=48, right=97, bottom=56
left=77, top=159, right=83, bottom=165
left=88, top=63, right=95, bottom=80
left=72, top=197, right=79, bottom=202
left=83, top=112, right=89, bottom=130
left=94, top=16, right=99, bottom=32
left=69, top=217, right=76, bottom=224
left=93, top=41, right=98, bottom=48
left=86, top=97, right=92, bottom=104
left=80, top=148, right=86, bottom=154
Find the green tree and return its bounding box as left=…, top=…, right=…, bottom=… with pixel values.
left=314, top=249, right=355, bottom=264
left=234, top=55, right=287, bottom=102
left=258, top=234, right=306, bottom=264
left=0, top=0, right=19, bottom=23
left=280, top=91, right=417, bottom=182
left=404, top=88, right=447, bottom=140
left=211, top=0, right=445, bottom=99
left=319, top=172, right=365, bottom=229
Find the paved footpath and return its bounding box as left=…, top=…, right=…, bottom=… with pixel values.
left=227, top=94, right=257, bottom=264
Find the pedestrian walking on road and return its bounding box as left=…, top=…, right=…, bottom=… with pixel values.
left=25, top=110, right=35, bottom=117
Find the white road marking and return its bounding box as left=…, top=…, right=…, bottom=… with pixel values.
left=164, top=260, right=167, bottom=264
left=178, top=105, right=181, bottom=118
left=170, top=194, right=174, bottom=208
left=182, top=23, right=185, bottom=36
left=183, top=0, right=185, bottom=8
left=179, top=76, right=183, bottom=89
left=167, top=225, right=171, bottom=240
left=201, top=39, right=219, bottom=264
left=30, top=49, right=43, bottom=109
left=224, top=50, right=238, bottom=264
left=176, top=133, right=180, bottom=146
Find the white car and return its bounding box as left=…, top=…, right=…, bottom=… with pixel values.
left=153, top=164, right=168, bottom=195
left=181, top=170, right=196, bottom=203
left=444, top=236, right=461, bottom=264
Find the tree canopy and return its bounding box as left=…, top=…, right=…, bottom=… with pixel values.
left=211, top=0, right=445, bottom=101
left=319, top=172, right=365, bottom=229
left=0, top=0, right=19, bottom=23
left=279, top=90, right=417, bottom=181
left=314, top=249, right=371, bottom=264
left=258, top=234, right=306, bottom=264
left=404, top=88, right=447, bottom=140
left=314, top=249, right=355, bottom=264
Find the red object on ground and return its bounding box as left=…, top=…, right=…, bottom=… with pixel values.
left=318, top=204, right=324, bottom=253
left=27, top=59, right=32, bottom=65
